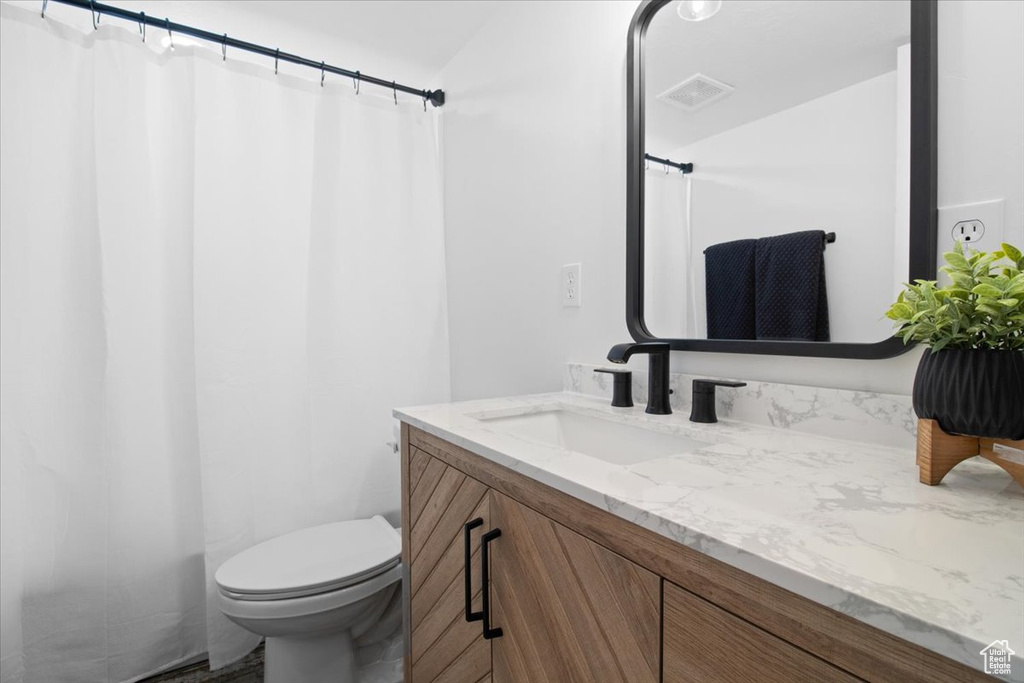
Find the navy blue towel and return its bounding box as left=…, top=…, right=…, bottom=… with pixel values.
left=704, top=239, right=756, bottom=340
left=754, top=230, right=830, bottom=342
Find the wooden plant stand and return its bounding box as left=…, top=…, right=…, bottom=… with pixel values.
left=916, top=418, right=1024, bottom=487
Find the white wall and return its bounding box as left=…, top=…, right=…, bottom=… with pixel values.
left=893, top=43, right=912, bottom=299
left=438, top=0, right=635, bottom=399
left=938, top=0, right=1024, bottom=250
left=646, top=71, right=899, bottom=343
left=7, top=0, right=1021, bottom=400
left=439, top=0, right=1024, bottom=398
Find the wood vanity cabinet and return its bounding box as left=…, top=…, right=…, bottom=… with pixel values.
left=403, top=437, right=658, bottom=683
left=405, top=443, right=490, bottom=683
left=489, top=491, right=660, bottom=683
left=400, top=424, right=989, bottom=683
left=662, top=582, right=857, bottom=682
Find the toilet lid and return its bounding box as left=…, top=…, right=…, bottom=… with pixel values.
left=215, top=516, right=401, bottom=600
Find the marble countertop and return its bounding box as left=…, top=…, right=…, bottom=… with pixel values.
left=395, top=392, right=1024, bottom=680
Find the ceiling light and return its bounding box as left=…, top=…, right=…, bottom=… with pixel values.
left=677, top=0, right=722, bottom=21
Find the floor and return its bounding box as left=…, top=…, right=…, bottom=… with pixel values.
left=141, top=647, right=264, bottom=683
left=139, top=636, right=403, bottom=683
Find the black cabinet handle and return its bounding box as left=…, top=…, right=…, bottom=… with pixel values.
left=464, top=518, right=484, bottom=623
left=481, top=528, right=503, bottom=639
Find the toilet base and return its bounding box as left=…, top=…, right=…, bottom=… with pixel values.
left=264, top=629, right=355, bottom=683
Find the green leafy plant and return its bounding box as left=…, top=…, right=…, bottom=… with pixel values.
left=886, top=242, right=1024, bottom=351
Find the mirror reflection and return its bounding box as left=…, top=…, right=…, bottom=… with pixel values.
left=643, top=0, right=911, bottom=343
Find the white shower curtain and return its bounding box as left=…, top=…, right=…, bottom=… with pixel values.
left=643, top=169, right=696, bottom=338
left=0, top=5, right=450, bottom=682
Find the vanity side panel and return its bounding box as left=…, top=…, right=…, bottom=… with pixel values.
left=406, top=443, right=491, bottom=683
left=408, top=426, right=988, bottom=683
left=401, top=423, right=412, bottom=683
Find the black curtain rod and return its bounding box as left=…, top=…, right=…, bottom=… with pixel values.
left=46, top=0, right=445, bottom=107
left=645, top=153, right=692, bottom=174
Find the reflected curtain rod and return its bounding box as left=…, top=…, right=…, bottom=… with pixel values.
left=44, top=0, right=446, bottom=108
left=645, top=153, right=692, bottom=174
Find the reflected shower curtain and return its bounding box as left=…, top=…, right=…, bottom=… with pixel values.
left=0, top=5, right=451, bottom=682
left=643, top=169, right=697, bottom=338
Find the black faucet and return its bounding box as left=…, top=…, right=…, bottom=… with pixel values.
left=689, top=379, right=747, bottom=423
left=607, top=342, right=672, bottom=415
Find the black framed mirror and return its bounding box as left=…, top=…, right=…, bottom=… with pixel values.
left=626, top=0, right=937, bottom=359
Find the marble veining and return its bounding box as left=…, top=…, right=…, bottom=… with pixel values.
left=395, top=392, right=1023, bottom=680
left=566, top=362, right=918, bottom=449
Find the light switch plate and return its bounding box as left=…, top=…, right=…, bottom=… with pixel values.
left=562, top=263, right=581, bottom=307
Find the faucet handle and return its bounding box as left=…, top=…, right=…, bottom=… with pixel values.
left=690, top=379, right=746, bottom=424
left=692, top=379, right=747, bottom=393
left=594, top=368, right=633, bottom=408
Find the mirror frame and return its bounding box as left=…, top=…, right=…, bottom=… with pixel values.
left=626, top=0, right=937, bottom=359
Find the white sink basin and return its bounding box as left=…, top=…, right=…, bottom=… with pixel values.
left=477, top=409, right=709, bottom=465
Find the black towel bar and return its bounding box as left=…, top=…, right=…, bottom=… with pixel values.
left=703, top=231, right=836, bottom=255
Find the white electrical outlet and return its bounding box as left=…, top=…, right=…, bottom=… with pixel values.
left=952, top=219, right=985, bottom=245
left=939, top=199, right=1004, bottom=249
left=562, top=263, right=581, bottom=308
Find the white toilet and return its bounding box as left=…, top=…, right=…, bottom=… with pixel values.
left=215, top=515, right=402, bottom=683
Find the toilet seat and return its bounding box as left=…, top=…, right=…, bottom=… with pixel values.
left=218, top=562, right=402, bottom=624
left=215, top=515, right=401, bottom=601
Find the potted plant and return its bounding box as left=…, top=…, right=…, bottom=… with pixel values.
left=886, top=242, right=1024, bottom=439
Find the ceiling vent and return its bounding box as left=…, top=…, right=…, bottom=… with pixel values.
left=657, top=73, right=734, bottom=112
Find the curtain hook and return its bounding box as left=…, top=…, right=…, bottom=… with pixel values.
left=165, top=18, right=173, bottom=50
left=392, top=81, right=397, bottom=105
left=139, top=11, right=146, bottom=42
left=90, top=0, right=99, bottom=29
left=423, top=93, right=428, bottom=112
left=320, top=61, right=325, bottom=87
left=353, top=71, right=360, bottom=95
left=41, top=0, right=48, bottom=19
left=645, top=157, right=649, bottom=171
left=274, top=48, right=279, bottom=75
left=664, top=161, right=669, bottom=174
left=221, top=34, right=227, bottom=61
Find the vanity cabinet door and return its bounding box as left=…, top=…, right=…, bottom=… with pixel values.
left=663, top=581, right=860, bottom=682
left=406, top=447, right=492, bottom=683
left=488, top=491, right=661, bottom=683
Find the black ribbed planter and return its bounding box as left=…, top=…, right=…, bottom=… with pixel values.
left=912, top=349, right=1024, bottom=439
